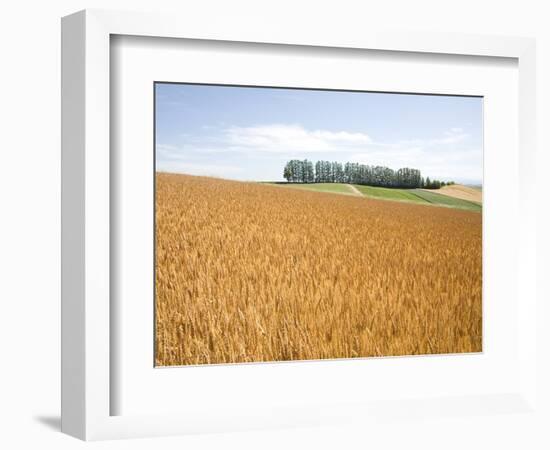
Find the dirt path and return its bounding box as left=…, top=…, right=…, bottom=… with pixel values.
left=347, top=184, right=364, bottom=197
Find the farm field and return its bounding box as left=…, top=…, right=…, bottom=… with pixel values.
left=353, top=184, right=427, bottom=204
left=412, top=189, right=482, bottom=212
left=156, top=173, right=482, bottom=366
left=430, top=184, right=483, bottom=204
left=272, top=182, right=359, bottom=196
left=271, top=182, right=482, bottom=212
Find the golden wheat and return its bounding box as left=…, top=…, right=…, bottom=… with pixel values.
left=155, top=173, right=482, bottom=366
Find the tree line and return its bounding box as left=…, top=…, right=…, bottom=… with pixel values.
left=283, top=159, right=453, bottom=189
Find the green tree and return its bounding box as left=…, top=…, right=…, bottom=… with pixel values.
left=283, top=162, right=291, bottom=182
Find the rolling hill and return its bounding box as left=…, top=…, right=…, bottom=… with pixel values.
left=428, top=184, right=482, bottom=204
left=269, top=182, right=482, bottom=212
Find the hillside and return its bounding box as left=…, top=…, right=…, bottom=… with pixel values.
left=424, top=184, right=482, bottom=204
left=270, top=182, right=482, bottom=212
left=274, top=182, right=360, bottom=196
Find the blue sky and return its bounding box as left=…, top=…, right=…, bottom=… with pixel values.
left=155, top=83, right=483, bottom=184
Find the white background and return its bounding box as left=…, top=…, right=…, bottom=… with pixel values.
left=0, top=1, right=548, bottom=449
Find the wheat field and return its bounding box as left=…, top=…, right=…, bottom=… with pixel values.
left=155, top=172, right=482, bottom=366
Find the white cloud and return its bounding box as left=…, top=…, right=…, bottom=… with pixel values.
left=156, top=144, right=244, bottom=178
left=351, top=147, right=425, bottom=167
left=400, top=127, right=469, bottom=147
left=436, top=128, right=469, bottom=145
left=161, top=124, right=467, bottom=158
left=223, top=124, right=372, bottom=153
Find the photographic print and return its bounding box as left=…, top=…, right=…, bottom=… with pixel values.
left=154, top=83, right=482, bottom=367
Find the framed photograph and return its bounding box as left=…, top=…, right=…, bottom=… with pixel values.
left=153, top=82, right=484, bottom=368
left=61, top=9, right=538, bottom=441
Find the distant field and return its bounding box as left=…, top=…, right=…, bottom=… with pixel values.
left=412, top=189, right=482, bottom=212
left=271, top=182, right=482, bottom=212
left=432, top=184, right=483, bottom=204
left=352, top=185, right=426, bottom=204
left=271, top=182, right=358, bottom=196
left=156, top=173, right=482, bottom=366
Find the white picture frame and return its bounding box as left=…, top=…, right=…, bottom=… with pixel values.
left=61, top=9, right=538, bottom=441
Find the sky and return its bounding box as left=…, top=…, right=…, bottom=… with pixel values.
left=155, top=83, right=483, bottom=184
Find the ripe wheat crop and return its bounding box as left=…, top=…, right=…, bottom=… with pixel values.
left=155, top=173, right=482, bottom=366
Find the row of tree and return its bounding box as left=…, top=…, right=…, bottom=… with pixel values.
left=283, top=159, right=454, bottom=189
